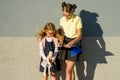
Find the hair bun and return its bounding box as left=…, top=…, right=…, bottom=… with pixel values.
left=62, top=2, right=66, bottom=7
left=73, top=4, right=77, bottom=9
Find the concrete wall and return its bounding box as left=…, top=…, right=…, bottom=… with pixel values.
left=0, top=0, right=120, bottom=36
left=0, top=37, right=120, bottom=80
left=0, top=0, right=120, bottom=80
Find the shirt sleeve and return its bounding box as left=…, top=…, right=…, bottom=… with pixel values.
left=53, top=38, right=58, bottom=58
left=76, top=16, right=82, bottom=29
left=39, top=42, right=47, bottom=60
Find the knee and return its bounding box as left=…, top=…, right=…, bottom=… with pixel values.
left=45, top=74, right=49, bottom=77
left=66, top=68, right=72, bottom=74
left=51, top=72, right=56, bottom=76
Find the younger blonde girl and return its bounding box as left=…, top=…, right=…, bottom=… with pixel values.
left=36, top=22, right=59, bottom=80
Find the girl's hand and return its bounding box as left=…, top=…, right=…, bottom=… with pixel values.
left=64, top=41, right=74, bottom=48
left=48, top=58, right=52, bottom=63
left=49, top=57, right=55, bottom=63
left=58, top=41, right=63, bottom=47
left=46, top=58, right=50, bottom=64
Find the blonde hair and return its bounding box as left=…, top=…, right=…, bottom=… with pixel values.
left=35, top=22, right=59, bottom=41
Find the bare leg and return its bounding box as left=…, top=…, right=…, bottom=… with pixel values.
left=72, top=70, right=75, bottom=80
left=65, top=60, right=75, bottom=80
left=51, top=72, right=57, bottom=80
left=43, top=74, right=48, bottom=80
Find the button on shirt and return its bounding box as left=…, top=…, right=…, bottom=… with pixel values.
left=60, top=15, right=82, bottom=38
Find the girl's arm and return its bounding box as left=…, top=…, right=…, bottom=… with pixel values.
left=39, top=42, right=47, bottom=60
left=58, top=28, right=65, bottom=47
left=69, top=16, right=82, bottom=46
left=53, top=38, right=58, bottom=59
left=71, top=28, right=82, bottom=44
left=65, top=28, right=82, bottom=48
left=50, top=38, right=58, bottom=63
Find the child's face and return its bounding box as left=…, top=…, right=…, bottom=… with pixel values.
left=62, top=7, right=72, bottom=20
left=63, top=12, right=72, bottom=20
left=46, top=30, right=55, bottom=37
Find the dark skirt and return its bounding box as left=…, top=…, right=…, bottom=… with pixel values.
left=40, top=55, right=61, bottom=73
left=58, top=36, right=82, bottom=62
left=40, top=58, right=57, bottom=73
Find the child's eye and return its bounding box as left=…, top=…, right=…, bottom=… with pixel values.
left=47, top=31, right=55, bottom=35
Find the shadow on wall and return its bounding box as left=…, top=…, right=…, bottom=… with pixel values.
left=76, top=10, right=114, bottom=80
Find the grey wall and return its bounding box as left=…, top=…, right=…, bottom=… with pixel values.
left=0, top=0, right=120, bottom=36
left=0, top=1, right=120, bottom=80
left=0, top=37, right=120, bottom=80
